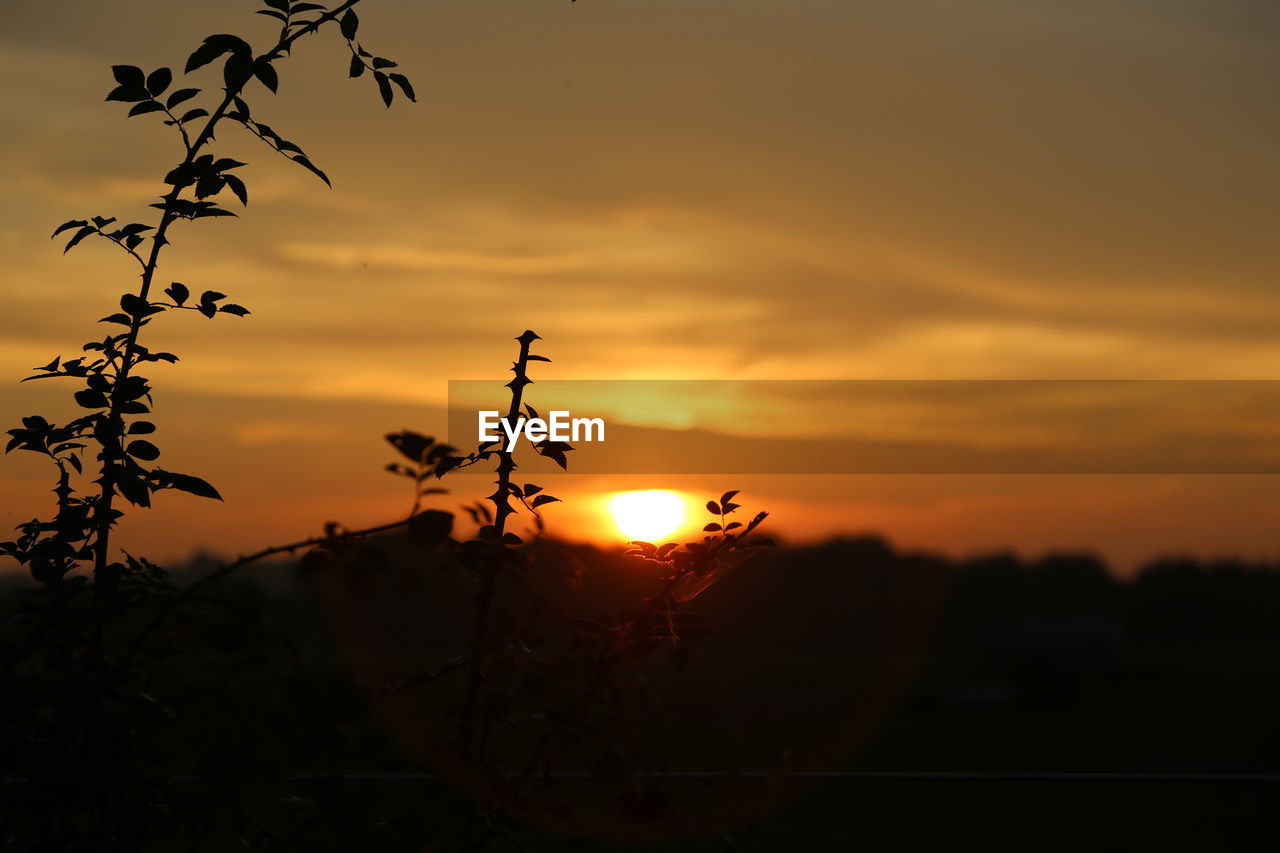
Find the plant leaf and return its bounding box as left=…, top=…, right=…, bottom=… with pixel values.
left=374, top=70, right=392, bottom=107
left=64, top=226, right=95, bottom=253
left=128, top=100, right=164, bottom=118
left=254, top=60, right=278, bottom=93
left=146, top=67, right=172, bottom=96
left=388, top=73, right=416, bottom=102
left=165, top=87, right=200, bottom=109
left=126, top=439, right=161, bottom=461
left=165, top=282, right=189, bottom=305
left=112, top=64, right=145, bottom=88
left=154, top=470, right=222, bottom=501
left=339, top=8, right=359, bottom=40
left=291, top=154, right=330, bottom=186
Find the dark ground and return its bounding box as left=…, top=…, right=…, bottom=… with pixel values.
left=4, top=535, right=1279, bottom=850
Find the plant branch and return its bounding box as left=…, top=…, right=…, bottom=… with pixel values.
left=89, top=0, right=369, bottom=590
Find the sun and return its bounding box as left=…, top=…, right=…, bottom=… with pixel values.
left=607, top=490, right=687, bottom=542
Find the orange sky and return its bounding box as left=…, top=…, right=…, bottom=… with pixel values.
left=2, top=0, right=1278, bottom=574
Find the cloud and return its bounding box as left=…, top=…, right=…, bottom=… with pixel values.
left=277, top=242, right=588, bottom=276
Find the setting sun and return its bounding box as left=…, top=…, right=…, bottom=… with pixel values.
left=607, top=490, right=687, bottom=542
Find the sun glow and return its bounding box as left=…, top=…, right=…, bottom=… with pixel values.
left=607, top=490, right=687, bottom=542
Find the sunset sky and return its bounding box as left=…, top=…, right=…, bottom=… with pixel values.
left=2, top=0, right=1278, bottom=572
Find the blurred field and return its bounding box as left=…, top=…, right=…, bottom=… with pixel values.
left=4, top=535, right=1279, bottom=849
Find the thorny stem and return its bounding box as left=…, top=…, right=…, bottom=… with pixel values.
left=88, top=0, right=366, bottom=595
left=459, top=330, right=540, bottom=761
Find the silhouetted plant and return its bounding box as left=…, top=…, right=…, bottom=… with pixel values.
left=0, top=1, right=770, bottom=847
left=311, top=332, right=773, bottom=832
left=1, top=1, right=415, bottom=848
left=3, top=0, right=411, bottom=594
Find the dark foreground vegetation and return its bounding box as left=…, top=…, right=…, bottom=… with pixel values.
left=4, top=535, right=1278, bottom=850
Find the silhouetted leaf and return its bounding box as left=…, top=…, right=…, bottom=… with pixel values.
left=146, top=67, right=172, bottom=96
left=99, top=313, right=132, bottom=326
left=106, top=85, right=145, bottom=102
left=217, top=303, right=250, bottom=316
left=531, top=494, right=560, bottom=508
left=112, top=64, right=145, bottom=88
left=186, top=34, right=251, bottom=73
left=339, top=8, right=359, bottom=39
left=372, top=57, right=397, bottom=69
left=388, top=73, right=416, bottom=102
left=126, top=440, right=160, bottom=461
left=535, top=440, right=573, bottom=470
left=127, top=100, right=164, bottom=118
left=179, top=107, right=209, bottom=123
left=434, top=455, right=461, bottom=478
left=128, top=421, right=156, bottom=434
left=164, top=164, right=195, bottom=187
left=526, top=354, right=551, bottom=362
left=254, top=60, right=278, bottom=93
left=195, top=174, right=225, bottom=199
left=165, top=282, right=189, bottom=305
left=154, top=470, right=222, bottom=501
left=166, top=87, right=200, bottom=109
left=706, top=501, right=721, bottom=515
left=720, top=489, right=740, bottom=506
left=704, top=522, right=721, bottom=532
left=374, top=71, right=392, bottom=107
left=74, top=389, right=107, bottom=409
left=349, top=54, right=364, bottom=78
left=224, top=174, right=248, bottom=206
left=63, top=226, right=95, bottom=253
left=115, top=468, right=151, bottom=507
left=122, top=292, right=151, bottom=317
left=52, top=220, right=87, bottom=238
left=522, top=483, right=542, bottom=496
left=387, top=430, right=433, bottom=463
left=291, top=155, right=330, bottom=186
left=256, top=8, right=288, bottom=22
left=223, top=52, right=253, bottom=91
